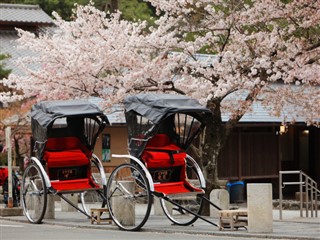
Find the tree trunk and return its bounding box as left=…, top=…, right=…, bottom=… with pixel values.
left=199, top=99, right=229, bottom=216
left=199, top=88, right=263, bottom=214
left=107, top=0, right=119, bottom=12
left=13, top=135, right=23, bottom=172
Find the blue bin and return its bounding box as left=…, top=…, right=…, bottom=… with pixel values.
left=227, top=181, right=244, bottom=203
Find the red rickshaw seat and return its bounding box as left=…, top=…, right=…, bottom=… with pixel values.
left=43, top=137, right=90, bottom=168
left=142, top=144, right=186, bottom=168
left=142, top=134, right=204, bottom=195
left=44, top=150, right=89, bottom=168
left=43, top=137, right=91, bottom=191
left=142, top=134, right=186, bottom=168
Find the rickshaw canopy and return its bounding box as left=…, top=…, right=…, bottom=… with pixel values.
left=31, top=100, right=108, bottom=128
left=124, top=93, right=212, bottom=157
left=124, top=93, right=212, bottom=124
left=31, top=100, right=109, bottom=157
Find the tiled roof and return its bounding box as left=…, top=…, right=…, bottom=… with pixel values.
left=221, top=84, right=320, bottom=124
left=223, top=102, right=307, bottom=123
left=1, top=31, right=26, bottom=58
left=0, top=4, right=53, bottom=24
left=0, top=4, right=54, bottom=75
left=0, top=30, right=35, bottom=75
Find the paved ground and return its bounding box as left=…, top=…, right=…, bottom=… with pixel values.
left=0, top=203, right=319, bottom=240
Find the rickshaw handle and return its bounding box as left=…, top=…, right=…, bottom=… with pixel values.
left=112, top=154, right=155, bottom=192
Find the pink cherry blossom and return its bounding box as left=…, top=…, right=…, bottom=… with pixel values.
left=2, top=1, right=318, bottom=125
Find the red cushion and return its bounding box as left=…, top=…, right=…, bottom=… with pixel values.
left=44, top=150, right=89, bottom=167
left=142, top=144, right=186, bottom=168
left=142, top=151, right=186, bottom=168
left=45, top=137, right=83, bottom=151
left=146, top=134, right=171, bottom=147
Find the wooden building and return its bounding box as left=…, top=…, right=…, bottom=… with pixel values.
left=218, top=124, right=320, bottom=198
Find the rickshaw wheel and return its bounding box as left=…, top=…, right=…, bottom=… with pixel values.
left=80, top=159, right=106, bottom=216
left=106, top=163, right=152, bottom=231
left=160, top=157, right=204, bottom=225
left=22, top=163, right=47, bottom=224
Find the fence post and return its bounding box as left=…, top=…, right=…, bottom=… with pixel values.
left=299, top=171, right=303, bottom=217
left=279, top=172, right=283, bottom=220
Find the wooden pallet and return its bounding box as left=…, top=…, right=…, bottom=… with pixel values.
left=90, top=208, right=112, bottom=224
left=218, top=209, right=248, bottom=230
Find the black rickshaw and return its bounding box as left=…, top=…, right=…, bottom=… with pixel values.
left=22, top=100, right=109, bottom=223
left=106, top=93, right=221, bottom=231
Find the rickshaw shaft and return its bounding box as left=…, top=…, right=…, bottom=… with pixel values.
left=58, top=193, right=92, bottom=218
left=162, top=195, right=221, bottom=228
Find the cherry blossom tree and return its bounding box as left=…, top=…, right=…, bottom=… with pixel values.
left=138, top=0, right=320, bottom=213
left=1, top=1, right=319, bottom=213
